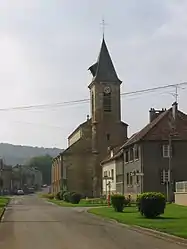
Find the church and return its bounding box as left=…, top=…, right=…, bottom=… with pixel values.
left=51, top=37, right=128, bottom=197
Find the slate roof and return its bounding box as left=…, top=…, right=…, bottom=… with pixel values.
left=121, top=109, right=169, bottom=148
left=88, top=38, right=121, bottom=83
left=101, top=105, right=187, bottom=164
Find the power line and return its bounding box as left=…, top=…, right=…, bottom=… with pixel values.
left=9, top=120, right=64, bottom=130
left=121, top=82, right=187, bottom=96
left=0, top=82, right=186, bottom=112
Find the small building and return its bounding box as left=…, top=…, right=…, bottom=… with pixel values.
left=101, top=102, right=187, bottom=200
left=12, top=164, right=43, bottom=192
left=101, top=147, right=124, bottom=196
left=0, top=159, right=12, bottom=194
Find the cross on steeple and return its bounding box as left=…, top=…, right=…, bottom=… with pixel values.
left=100, top=18, right=108, bottom=38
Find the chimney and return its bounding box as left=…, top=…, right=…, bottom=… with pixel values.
left=149, top=108, right=166, bottom=123
left=110, top=149, right=114, bottom=158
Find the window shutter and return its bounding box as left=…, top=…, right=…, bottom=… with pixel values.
left=159, top=169, right=164, bottom=184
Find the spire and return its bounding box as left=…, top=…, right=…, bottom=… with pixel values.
left=88, top=38, right=121, bottom=84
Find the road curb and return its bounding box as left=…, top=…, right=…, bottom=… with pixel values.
left=87, top=210, right=187, bottom=247
left=129, top=225, right=187, bottom=247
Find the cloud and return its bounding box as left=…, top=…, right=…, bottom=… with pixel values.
left=0, top=0, right=186, bottom=148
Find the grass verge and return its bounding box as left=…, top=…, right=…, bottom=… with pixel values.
left=0, top=197, right=10, bottom=219
left=48, top=199, right=107, bottom=207
left=88, top=204, right=187, bottom=239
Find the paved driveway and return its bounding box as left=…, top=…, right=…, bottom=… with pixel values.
left=0, top=195, right=186, bottom=249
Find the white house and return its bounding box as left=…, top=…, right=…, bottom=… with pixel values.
left=101, top=147, right=125, bottom=196
left=101, top=149, right=117, bottom=196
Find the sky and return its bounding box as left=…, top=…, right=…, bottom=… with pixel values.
left=0, top=0, right=187, bottom=148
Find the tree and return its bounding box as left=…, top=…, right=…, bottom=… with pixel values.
left=27, top=154, right=52, bottom=185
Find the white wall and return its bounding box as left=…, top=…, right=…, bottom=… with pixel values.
left=102, top=160, right=116, bottom=195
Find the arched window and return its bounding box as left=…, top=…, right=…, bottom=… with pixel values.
left=103, top=92, right=111, bottom=112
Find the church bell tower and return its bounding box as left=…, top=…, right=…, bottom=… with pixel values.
left=88, top=38, right=128, bottom=196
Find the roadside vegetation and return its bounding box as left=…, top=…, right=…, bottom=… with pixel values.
left=89, top=192, right=187, bottom=239
left=0, top=197, right=9, bottom=218
left=41, top=191, right=107, bottom=207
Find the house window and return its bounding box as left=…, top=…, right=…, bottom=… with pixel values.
left=130, top=172, right=133, bottom=185
left=106, top=133, right=110, bottom=141
left=103, top=92, right=111, bottom=112
left=136, top=170, right=140, bottom=184
left=111, top=169, right=114, bottom=180
left=129, top=147, right=134, bottom=161
left=162, top=144, right=170, bottom=158
left=165, top=170, right=169, bottom=182
left=160, top=169, right=170, bottom=184
left=134, top=145, right=139, bottom=159
left=160, top=170, right=164, bottom=184
left=125, top=150, right=129, bottom=163
left=104, top=171, right=107, bottom=177
left=127, top=173, right=129, bottom=185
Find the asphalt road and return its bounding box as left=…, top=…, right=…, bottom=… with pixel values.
left=0, top=194, right=186, bottom=249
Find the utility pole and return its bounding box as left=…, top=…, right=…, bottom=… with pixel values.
left=167, top=102, right=178, bottom=202
left=168, top=134, right=172, bottom=203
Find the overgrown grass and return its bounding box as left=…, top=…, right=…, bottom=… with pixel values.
left=48, top=198, right=107, bottom=207
left=88, top=204, right=187, bottom=238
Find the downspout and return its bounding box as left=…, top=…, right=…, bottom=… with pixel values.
left=140, top=143, right=144, bottom=193
left=122, top=149, right=125, bottom=195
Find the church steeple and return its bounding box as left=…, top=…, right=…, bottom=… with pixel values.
left=88, top=38, right=121, bottom=84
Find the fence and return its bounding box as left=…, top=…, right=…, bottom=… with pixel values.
left=176, top=181, right=187, bottom=192
left=175, top=181, right=187, bottom=206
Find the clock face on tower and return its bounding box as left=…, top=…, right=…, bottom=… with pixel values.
left=103, top=86, right=111, bottom=94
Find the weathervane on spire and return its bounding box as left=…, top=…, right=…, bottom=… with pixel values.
left=100, top=18, right=108, bottom=38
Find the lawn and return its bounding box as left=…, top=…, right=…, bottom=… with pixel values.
left=0, top=197, right=9, bottom=218
left=88, top=204, right=187, bottom=239
left=48, top=199, right=107, bottom=207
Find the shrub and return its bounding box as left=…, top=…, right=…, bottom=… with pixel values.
left=41, top=193, right=54, bottom=199
left=138, top=192, right=166, bottom=218
left=48, top=194, right=55, bottom=200
left=70, top=193, right=81, bottom=204
left=56, top=192, right=61, bottom=200
left=125, top=194, right=132, bottom=206
left=60, top=190, right=66, bottom=200
left=136, top=195, right=141, bottom=211
left=111, top=194, right=126, bottom=212
left=45, top=193, right=54, bottom=199
left=63, top=192, right=71, bottom=202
